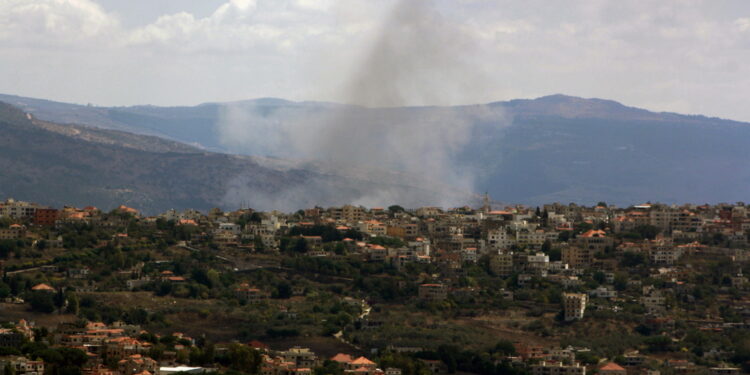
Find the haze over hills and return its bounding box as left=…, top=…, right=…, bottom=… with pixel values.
left=1, top=93, right=749, bottom=209
left=0, top=102, right=463, bottom=214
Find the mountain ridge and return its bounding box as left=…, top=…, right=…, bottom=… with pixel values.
left=0, top=102, right=467, bottom=214
left=3, top=92, right=747, bottom=125
left=1, top=93, right=748, bottom=208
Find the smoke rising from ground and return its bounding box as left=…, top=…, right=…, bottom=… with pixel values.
left=220, top=0, right=507, bottom=211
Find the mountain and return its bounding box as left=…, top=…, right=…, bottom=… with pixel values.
left=0, top=102, right=462, bottom=214
left=2, top=93, right=749, bottom=207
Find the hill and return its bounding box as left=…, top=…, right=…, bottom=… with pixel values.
left=0, top=102, right=458, bottom=213
left=2, top=93, right=749, bottom=206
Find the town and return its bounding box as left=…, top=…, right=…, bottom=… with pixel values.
left=0, top=197, right=748, bottom=375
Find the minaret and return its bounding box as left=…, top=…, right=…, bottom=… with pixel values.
left=482, top=192, right=491, bottom=213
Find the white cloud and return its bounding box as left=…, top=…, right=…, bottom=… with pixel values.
left=0, top=0, right=119, bottom=45
left=1, top=0, right=750, bottom=122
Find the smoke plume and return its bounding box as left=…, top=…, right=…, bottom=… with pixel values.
left=220, top=0, right=507, bottom=211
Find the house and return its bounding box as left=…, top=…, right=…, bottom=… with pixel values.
left=0, top=356, right=45, bottom=375
left=419, top=359, right=447, bottom=375
left=346, top=357, right=377, bottom=375
left=118, top=354, right=158, bottom=375
left=598, top=362, right=626, bottom=375
left=31, top=283, right=55, bottom=293
left=0, top=329, right=26, bottom=348
left=641, top=287, right=666, bottom=315
left=515, top=343, right=544, bottom=360
left=418, top=284, right=447, bottom=301
left=709, top=367, right=740, bottom=375
left=280, top=347, right=318, bottom=368
left=331, top=354, right=354, bottom=366
left=0, top=224, right=26, bottom=240
left=530, top=361, right=585, bottom=375
left=235, top=284, right=266, bottom=304
left=589, top=286, right=617, bottom=299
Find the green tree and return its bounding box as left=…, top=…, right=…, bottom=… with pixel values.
left=4, top=362, right=15, bottom=375
left=29, top=291, right=55, bottom=313
left=228, top=343, right=261, bottom=373
left=66, top=292, right=80, bottom=315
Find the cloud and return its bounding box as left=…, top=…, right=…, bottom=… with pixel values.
left=0, top=0, right=119, bottom=46
left=1, top=0, right=750, bottom=122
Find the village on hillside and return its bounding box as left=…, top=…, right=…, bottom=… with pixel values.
left=0, top=197, right=749, bottom=375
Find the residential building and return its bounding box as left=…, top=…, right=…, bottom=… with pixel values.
left=418, top=284, right=447, bottom=301
left=530, top=361, right=585, bottom=375
left=563, top=293, right=587, bottom=321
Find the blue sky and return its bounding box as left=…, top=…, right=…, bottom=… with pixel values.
left=2, top=0, right=750, bottom=121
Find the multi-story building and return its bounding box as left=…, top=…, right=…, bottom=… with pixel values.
left=527, top=252, right=550, bottom=274
left=0, top=224, right=26, bottom=240
left=562, top=246, right=591, bottom=269
left=563, top=293, right=587, bottom=321
left=0, top=357, right=44, bottom=375
left=0, top=199, right=44, bottom=219
left=33, top=208, right=59, bottom=226
left=487, top=228, right=516, bottom=251
left=490, top=252, right=514, bottom=277
left=575, top=230, right=613, bottom=256
left=330, top=205, right=365, bottom=223
left=235, top=284, right=266, bottom=304
left=280, top=347, right=318, bottom=369
left=530, top=361, right=585, bottom=375
left=117, top=354, right=158, bottom=375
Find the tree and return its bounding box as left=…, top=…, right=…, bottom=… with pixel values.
left=315, top=360, right=344, bottom=375
left=633, top=225, right=660, bottom=240
left=292, top=238, right=309, bottom=253
left=66, top=292, right=80, bottom=315
left=540, top=240, right=551, bottom=253
left=494, top=340, right=516, bottom=356
left=388, top=205, right=405, bottom=214
left=593, top=271, right=606, bottom=285
left=275, top=282, right=292, bottom=299
left=621, top=252, right=645, bottom=267
left=228, top=343, right=261, bottom=373
left=4, top=362, right=15, bottom=375
left=29, top=291, right=55, bottom=313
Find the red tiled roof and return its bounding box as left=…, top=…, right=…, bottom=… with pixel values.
left=32, top=283, right=54, bottom=291
left=600, top=362, right=625, bottom=372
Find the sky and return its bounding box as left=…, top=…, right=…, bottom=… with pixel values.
left=2, top=0, right=750, bottom=121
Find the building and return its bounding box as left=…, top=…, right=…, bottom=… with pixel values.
left=490, top=252, right=514, bottom=276
left=598, top=362, right=626, bottom=375
left=563, top=293, right=587, bottom=321
left=0, top=357, right=45, bottom=375
left=33, top=209, right=59, bottom=226
left=0, top=224, right=26, bottom=240
left=280, top=347, right=318, bottom=368
left=709, top=368, right=740, bottom=375
left=118, top=354, right=158, bottom=375
left=574, top=230, right=613, bottom=260
left=235, top=284, right=266, bottom=304
left=486, top=227, right=516, bottom=250
left=641, top=287, right=666, bottom=315
left=530, top=361, right=585, bottom=375
left=561, top=247, right=591, bottom=269
left=0, top=199, right=43, bottom=219
left=418, top=284, right=447, bottom=301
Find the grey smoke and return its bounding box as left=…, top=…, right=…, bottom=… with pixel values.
left=219, top=0, right=508, bottom=211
